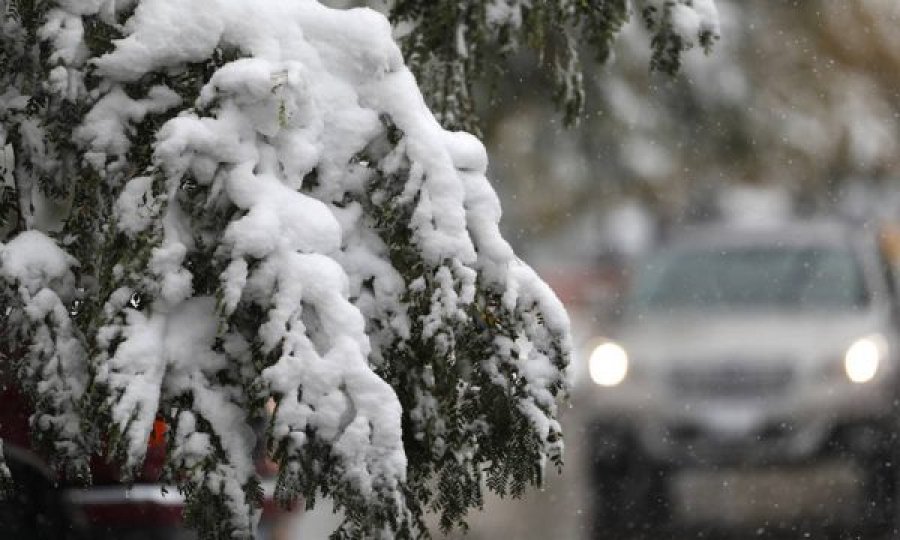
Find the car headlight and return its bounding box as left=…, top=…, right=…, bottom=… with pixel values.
left=844, top=334, right=887, bottom=384
left=589, top=342, right=629, bottom=387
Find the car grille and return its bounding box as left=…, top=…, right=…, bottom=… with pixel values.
left=669, top=364, right=794, bottom=399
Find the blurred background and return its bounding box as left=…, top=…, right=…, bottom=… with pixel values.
left=447, top=1, right=900, bottom=539
left=487, top=0, right=900, bottom=265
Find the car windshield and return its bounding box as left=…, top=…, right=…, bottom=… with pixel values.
left=630, top=245, right=870, bottom=312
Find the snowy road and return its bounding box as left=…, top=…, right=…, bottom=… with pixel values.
left=417, top=408, right=894, bottom=540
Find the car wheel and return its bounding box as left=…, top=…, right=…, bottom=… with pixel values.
left=861, top=444, right=900, bottom=536
left=586, top=454, right=672, bottom=539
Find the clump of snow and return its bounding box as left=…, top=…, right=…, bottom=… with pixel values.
left=222, top=165, right=342, bottom=259
left=671, top=0, right=720, bottom=45
left=0, top=230, right=78, bottom=295
left=638, top=0, right=721, bottom=47
left=0, top=230, right=88, bottom=477
left=76, top=85, right=182, bottom=171
left=115, top=176, right=159, bottom=236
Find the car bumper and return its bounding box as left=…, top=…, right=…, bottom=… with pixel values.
left=577, top=380, right=900, bottom=467
left=65, top=479, right=289, bottom=537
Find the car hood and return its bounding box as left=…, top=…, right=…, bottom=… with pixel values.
left=614, top=310, right=889, bottom=370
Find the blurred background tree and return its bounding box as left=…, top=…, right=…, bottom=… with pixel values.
left=480, top=0, right=900, bottom=262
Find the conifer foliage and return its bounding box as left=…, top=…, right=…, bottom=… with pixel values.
left=391, top=0, right=720, bottom=132
left=0, top=0, right=574, bottom=537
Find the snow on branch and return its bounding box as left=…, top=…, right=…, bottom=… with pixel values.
left=0, top=0, right=571, bottom=537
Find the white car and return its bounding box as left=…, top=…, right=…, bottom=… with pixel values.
left=576, top=220, right=900, bottom=536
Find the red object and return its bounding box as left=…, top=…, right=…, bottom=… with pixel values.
left=0, top=382, right=32, bottom=449
left=77, top=497, right=185, bottom=526
left=148, top=418, right=167, bottom=449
